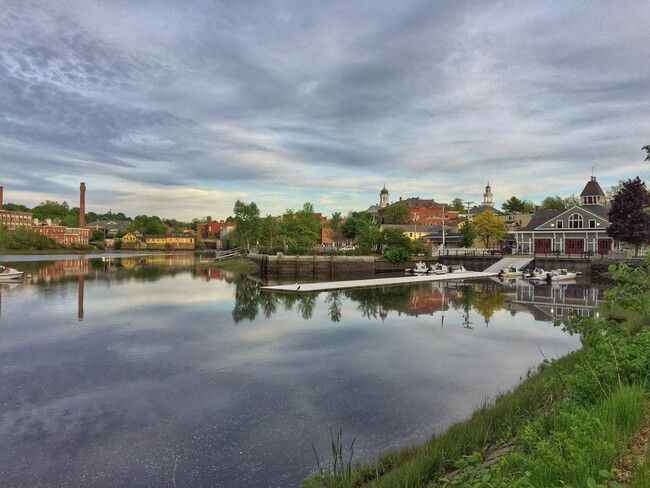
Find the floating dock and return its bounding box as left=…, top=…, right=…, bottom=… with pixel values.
left=260, top=270, right=499, bottom=294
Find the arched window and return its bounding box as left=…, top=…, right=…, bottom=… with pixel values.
left=569, top=213, right=583, bottom=229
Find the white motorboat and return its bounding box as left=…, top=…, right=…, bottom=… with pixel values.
left=429, top=263, right=449, bottom=275
left=546, top=269, right=579, bottom=281
left=498, top=264, right=522, bottom=278
left=524, top=268, right=547, bottom=280
left=406, top=261, right=429, bottom=274
left=0, top=265, right=24, bottom=281
left=449, top=264, right=466, bottom=273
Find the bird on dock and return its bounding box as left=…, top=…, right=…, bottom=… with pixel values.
left=296, top=283, right=300, bottom=290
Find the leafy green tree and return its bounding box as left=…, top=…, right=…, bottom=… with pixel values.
left=540, top=195, right=567, bottom=212
left=326, top=212, right=344, bottom=244
left=32, top=200, right=70, bottom=221
left=355, top=218, right=383, bottom=253
left=278, top=203, right=321, bottom=253
left=382, top=227, right=412, bottom=249
left=91, top=230, right=105, bottom=241
left=450, top=198, right=465, bottom=213
left=383, top=202, right=409, bottom=224
left=342, top=212, right=376, bottom=239
left=473, top=211, right=507, bottom=248
left=459, top=220, right=477, bottom=248
left=2, top=203, right=30, bottom=212
left=231, top=200, right=261, bottom=250
left=260, top=215, right=281, bottom=248
left=501, top=196, right=534, bottom=213
left=128, top=215, right=167, bottom=235
left=607, top=177, right=650, bottom=256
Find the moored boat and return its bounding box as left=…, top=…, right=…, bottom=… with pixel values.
left=498, top=264, right=522, bottom=278
left=546, top=268, right=579, bottom=281
left=0, top=265, right=24, bottom=281
left=524, top=268, right=547, bottom=280
left=429, top=263, right=449, bottom=275
left=406, top=261, right=429, bottom=274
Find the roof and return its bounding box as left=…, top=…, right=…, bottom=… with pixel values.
left=580, top=177, right=606, bottom=197
left=520, top=210, right=562, bottom=231
left=469, top=205, right=503, bottom=216
left=580, top=204, right=609, bottom=219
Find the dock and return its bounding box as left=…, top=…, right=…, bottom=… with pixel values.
left=260, top=270, right=499, bottom=294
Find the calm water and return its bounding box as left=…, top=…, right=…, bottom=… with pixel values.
left=0, top=254, right=601, bottom=487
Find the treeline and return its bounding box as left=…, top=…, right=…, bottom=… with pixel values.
left=2, top=199, right=216, bottom=236
left=225, top=200, right=428, bottom=259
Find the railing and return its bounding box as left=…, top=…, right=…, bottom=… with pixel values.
left=199, top=248, right=248, bottom=262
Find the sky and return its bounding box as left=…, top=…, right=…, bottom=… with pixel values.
left=1, top=0, right=649, bottom=221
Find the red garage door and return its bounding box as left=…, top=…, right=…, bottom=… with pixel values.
left=534, top=238, right=552, bottom=254
left=565, top=238, right=584, bottom=255
left=597, top=238, right=612, bottom=255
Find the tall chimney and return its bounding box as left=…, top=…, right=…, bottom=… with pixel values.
left=79, top=182, right=86, bottom=228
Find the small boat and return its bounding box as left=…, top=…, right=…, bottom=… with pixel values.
left=406, top=261, right=429, bottom=274
left=0, top=265, right=24, bottom=281
left=498, top=264, right=522, bottom=278
left=546, top=269, right=579, bottom=281
left=524, top=268, right=547, bottom=280
left=429, top=263, right=449, bottom=275
left=449, top=264, right=466, bottom=273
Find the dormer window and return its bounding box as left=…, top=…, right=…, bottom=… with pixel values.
left=569, top=213, right=583, bottom=229
left=556, top=220, right=563, bottom=229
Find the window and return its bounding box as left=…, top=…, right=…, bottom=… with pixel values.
left=568, top=213, right=583, bottom=229
left=556, top=220, right=563, bottom=229
left=589, top=219, right=596, bottom=228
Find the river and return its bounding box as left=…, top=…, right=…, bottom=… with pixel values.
left=0, top=254, right=602, bottom=487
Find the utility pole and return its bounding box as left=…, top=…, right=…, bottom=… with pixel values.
left=464, top=201, right=475, bottom=221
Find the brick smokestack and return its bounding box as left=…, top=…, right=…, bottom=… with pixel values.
left=79, top=182, right=86, bottom=228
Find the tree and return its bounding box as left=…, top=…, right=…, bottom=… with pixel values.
left=643, top=145, right=650, bottom=162
left=607, top=177, right=650, bottom=256
left=382, top=227, right=412, bottom=249
left=383, top=202, right=409, bottom=224
left=473, top=211, right=507, bottom=248
left=341, top=212, right=376, bottom=240
left=501, top=196, right=534, bottom=213
left=31, top=200, right=70, bottom=221
left=450, top=198, right=465, bottom=213
left=564, top=194, right=581, bottom=208
left=2, top=203, right=30, bottom=212
left=127, top=215, right=167, bottom=235
left=326, top=212, right=344, bottom=244
left=459, top=220, right=477, bottom=248
left=278, top=203, right=321, bottom=253
left=260, top=215, right=281, bottom=248
left=540, top=195, right=567, bottom=212
left=231, top=200, right=261, bottom=250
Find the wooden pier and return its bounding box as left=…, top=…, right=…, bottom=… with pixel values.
left=260, top=270, right=498, bottom=294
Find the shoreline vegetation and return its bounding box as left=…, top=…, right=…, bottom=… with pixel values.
left=301, top=259, right=650, bottom=488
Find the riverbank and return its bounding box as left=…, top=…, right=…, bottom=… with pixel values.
left=300, top=259, right=650, bottom=487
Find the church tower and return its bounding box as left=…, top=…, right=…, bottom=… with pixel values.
left=380, top=185, right=389, bottom=208
left=483, top=181, right=494, bottom=207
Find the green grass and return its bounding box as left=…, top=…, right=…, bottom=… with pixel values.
left=201, top=258, right=257, bottom=274
left=302, top=355, right=576, bottom=488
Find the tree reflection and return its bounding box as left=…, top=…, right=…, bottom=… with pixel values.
left=326, top=291, right=342, bottom=322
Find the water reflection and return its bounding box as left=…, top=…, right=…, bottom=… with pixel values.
left=0, top=256, right=603, bottom=487
left=230, top=277, right=606, bottom=326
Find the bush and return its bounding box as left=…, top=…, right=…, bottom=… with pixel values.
left=383, top=247, right=410, bottom=262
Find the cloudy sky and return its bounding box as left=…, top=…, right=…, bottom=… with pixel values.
left=1, top=1, right=649, bottom=221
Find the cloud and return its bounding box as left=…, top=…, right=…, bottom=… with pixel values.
left=1, top=0, right=649, bottom=219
